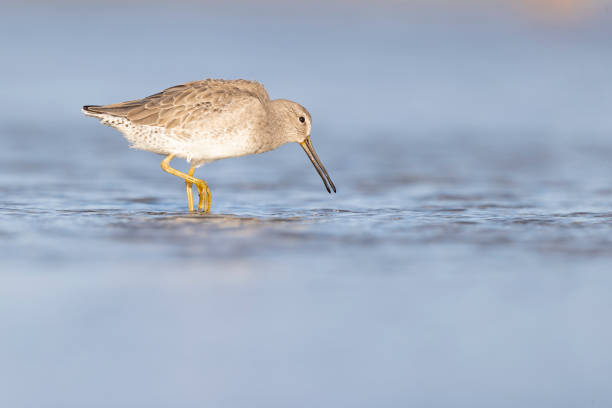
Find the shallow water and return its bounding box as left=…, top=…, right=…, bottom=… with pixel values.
left=1, top=2, right=612, bottom=407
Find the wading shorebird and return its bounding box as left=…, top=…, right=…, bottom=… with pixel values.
left=82, top=79, right=336, bottom=212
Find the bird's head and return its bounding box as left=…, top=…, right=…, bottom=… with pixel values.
left=271, top=99, right=336, bottom=194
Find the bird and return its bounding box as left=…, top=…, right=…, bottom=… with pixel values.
left=82, top=78, right=336, bottom=212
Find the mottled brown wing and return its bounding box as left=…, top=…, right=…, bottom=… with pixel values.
left=85, top=79, right=270, bottom=130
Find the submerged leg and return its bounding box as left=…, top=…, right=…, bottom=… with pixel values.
left=161, top=154, right=211, bottom=212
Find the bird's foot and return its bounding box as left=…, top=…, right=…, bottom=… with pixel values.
left=195, top=181, right=211, bottom=212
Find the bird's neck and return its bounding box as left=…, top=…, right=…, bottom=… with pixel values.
left=264, top=100, right=293, bottom=150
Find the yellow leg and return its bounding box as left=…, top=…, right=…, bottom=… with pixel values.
left=185, top=164, right=195, bottom=212
left=161, top=154, right=211, bottom=212
left=188, top=164, right=211, bottom=212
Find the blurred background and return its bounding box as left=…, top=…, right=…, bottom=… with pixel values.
left=1, top=0, right=612, bottom=406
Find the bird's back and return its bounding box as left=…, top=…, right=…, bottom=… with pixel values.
left=83, top=79, right=273, bottom=163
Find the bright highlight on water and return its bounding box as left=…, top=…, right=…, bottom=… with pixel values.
left=83, top=79, right=336, bottom=212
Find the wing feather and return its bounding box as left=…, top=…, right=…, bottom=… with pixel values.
left=84, top=79, right=270, bottom=132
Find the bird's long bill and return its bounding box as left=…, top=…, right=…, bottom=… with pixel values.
left=300, top=137, right=336, bottom=194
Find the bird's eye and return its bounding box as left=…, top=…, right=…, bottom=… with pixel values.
left=299, top=116, right=305, bottom=123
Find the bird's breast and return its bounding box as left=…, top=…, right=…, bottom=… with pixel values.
left=188, top=123, right=265, bottom=160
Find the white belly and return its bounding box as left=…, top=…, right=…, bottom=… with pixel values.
left=97, top=113, right=261, bottom=165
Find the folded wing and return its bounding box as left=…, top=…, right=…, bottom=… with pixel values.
left=83, top=79, right=271, bottom=131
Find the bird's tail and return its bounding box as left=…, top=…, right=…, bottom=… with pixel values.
left=82, top=105, right=99, bottom=117
left=82, top=105, right=105, bottom=116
